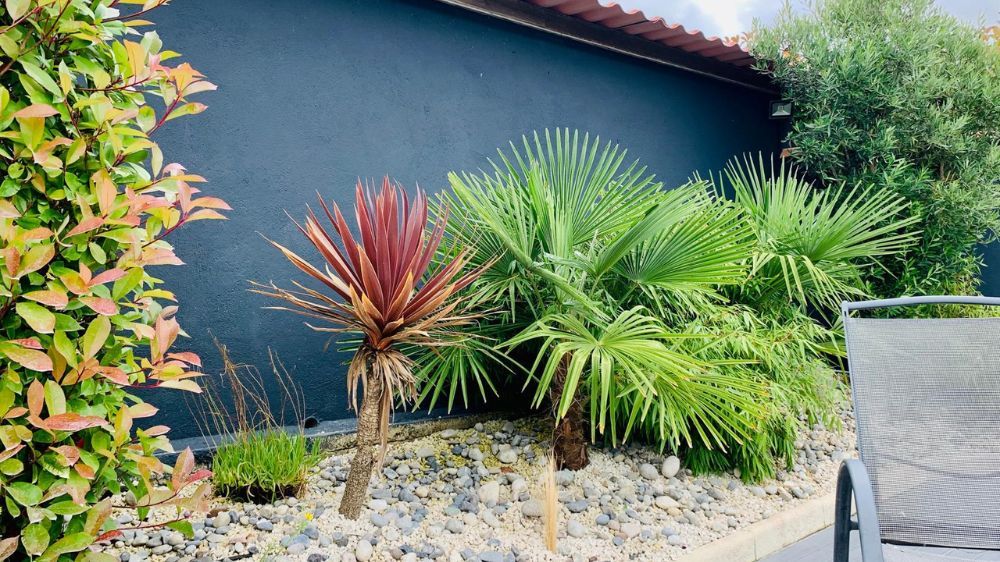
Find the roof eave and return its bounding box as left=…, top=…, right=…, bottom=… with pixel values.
left=434, top=0, right=777, bottom=95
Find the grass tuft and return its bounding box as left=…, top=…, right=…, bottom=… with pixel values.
left=194, top=340, right=321, bottom=503
left=212, top=429, right=321, bottom=503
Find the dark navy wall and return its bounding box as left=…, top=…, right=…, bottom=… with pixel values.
left=981, top=244, right=1000, bottom=296
left=149, top=0, right=782, bottom=438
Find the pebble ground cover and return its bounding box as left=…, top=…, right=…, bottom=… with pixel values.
left=100, top=415, right=854, bottom=562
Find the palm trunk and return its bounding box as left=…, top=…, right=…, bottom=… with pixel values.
left=339, top=370, right=384, bottom=519
left=550, top=355, right=589, bottom=470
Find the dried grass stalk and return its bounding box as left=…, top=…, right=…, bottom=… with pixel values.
left=543, top=454, right=558, bottom=552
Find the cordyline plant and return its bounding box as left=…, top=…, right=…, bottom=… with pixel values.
left=0, top=0, right=227, bottom=559
left=253, top=177, right=486, bottom=519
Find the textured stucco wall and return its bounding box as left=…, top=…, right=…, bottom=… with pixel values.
left=148, top=0, right=782, bottom=438
left=980, top=244, right=1000, bottom=296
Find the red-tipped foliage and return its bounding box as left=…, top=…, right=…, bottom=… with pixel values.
left=254, top=177, right=485, bottom=455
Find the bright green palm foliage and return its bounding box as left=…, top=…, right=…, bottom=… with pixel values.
left=425, top=130, right=765, bottom=452
left=723, top=155, right=920, bottom=312
left=681, top=156, right=916, bottom=480
left=416, top=130, right=916, bottom=480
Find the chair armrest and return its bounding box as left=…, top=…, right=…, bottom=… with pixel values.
left=835, top=459, right=885, bottom=562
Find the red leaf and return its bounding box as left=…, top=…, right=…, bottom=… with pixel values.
left=90, top=268, right=126, bottom=286
left=59, top=271, right=90, bottom=295
left=3, top=407, right=27, bottom=419
left=95, top=530, right=122, bottom=543
left=0, top=444, right=23, bottom=463
left=40, top=413, right=108, bottom=432
left=187, top=468, right=213, bottom=484
left=172, top=448, right=194, bottom=492
left=190, top=197, right=231, bottom=211
left=22, top=290, right=68, bottom=309
left=128, top=403, right=158, bottom=418
left=14, top=104, right=58, bottom=118
left=139, top=247, right=184, bottom=266
left=27, top=380, right=44, bottom=417
left=66, top=217, right=105, bottom=237
left=79, top=296, right=117, bottom=316
left=0, top=200, right=20, bottom=219
left=9, top=337, right=43, bottom=349
left=97, top=367, right=130, bottom=385
left=185, top=209, right=226, bottom=221
left=51, top=445, right=80, bottom=465
left=75, top=463, right=96, bottom=479
left=143, top=425, right=171, bottom=436
left=1, top=343, right=53, bottom=372
left=166, top=351, right=201, bottom=366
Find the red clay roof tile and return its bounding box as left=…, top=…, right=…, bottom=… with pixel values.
left=528, top=0, right=755, bottom=67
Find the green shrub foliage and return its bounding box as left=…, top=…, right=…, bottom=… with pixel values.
left=0, top=1, right=226, bottom=558
left=750, top=0, right=1000, bottom=301
left=419, top=130, right=915, bottom=479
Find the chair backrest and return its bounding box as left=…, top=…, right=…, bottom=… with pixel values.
left=842, top=296, right=1000, bottom=550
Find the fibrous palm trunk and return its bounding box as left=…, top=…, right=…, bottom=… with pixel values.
left=338, top=370, right=384, bottom=519
left=550, top=355, right=589, bottom=470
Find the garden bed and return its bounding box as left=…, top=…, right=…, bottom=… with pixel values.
left=100, top=414, right=855, bottom=562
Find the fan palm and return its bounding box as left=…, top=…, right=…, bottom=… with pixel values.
left=253, top=177, right=486, bottom=518
left=432, top=129, right=764, bottom=468
left=717, top=154, right=920, bottom=311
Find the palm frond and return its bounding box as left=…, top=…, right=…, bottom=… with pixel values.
left=614, top=183, right=753, bottom=290
left=718, top=154, right=919, bottom=310
left=505, top=307, right=766, bottom=450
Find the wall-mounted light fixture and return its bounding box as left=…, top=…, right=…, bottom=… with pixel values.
left=769, top=100, right=793, bottom=119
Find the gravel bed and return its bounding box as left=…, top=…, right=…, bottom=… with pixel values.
left=99, top=413, right=855, bottom=562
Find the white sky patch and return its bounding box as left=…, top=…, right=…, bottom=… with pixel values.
left=617, top=0, right=999, bottom=38
left=687, top=0, right=755, bottom=37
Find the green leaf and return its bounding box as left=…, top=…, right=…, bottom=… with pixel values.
left=38, top=532, right=93, bottom=562
left=54, top=313, right=83, bottom=332
left=82, top=316, right=111, bottom=360
left=89, top=241, right=107, bottom=264
left=0, top=458, right=23, bottom=476
left=0, top=34, right=16, bottom=58
left=22, top=522, right=49, bottom=556
left=5, top=481, right=43, bottom=506
left=16, top=301, right=56, bottom=333
left=166, top=519, right=194, bottom=539
left=47, top=501, right=88, bottom=516
left=112, top=267, right=143, bottom=300
left=53, top=330, right=78, bottom=367
left=43, top=380, right=66, bottom=415
left=5, top=0, right=29, bottom=21
left=19, top=61, right=63, bottom=98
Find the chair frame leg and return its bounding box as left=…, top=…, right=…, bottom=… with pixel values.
left=834, top=459, right=885, bottom=562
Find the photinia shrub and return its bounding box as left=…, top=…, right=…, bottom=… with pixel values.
left=0, top=0, right=227, bottom=559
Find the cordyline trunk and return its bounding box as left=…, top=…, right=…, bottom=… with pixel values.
left=550, top=355, right=589, bottom=470
left=339, top=371, right=384, bottom=519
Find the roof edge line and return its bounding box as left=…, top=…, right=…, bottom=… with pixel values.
left=432, top=0, right=777, bottom=95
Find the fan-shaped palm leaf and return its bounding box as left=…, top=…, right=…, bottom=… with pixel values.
left=720, top=154, right=919, bottom=309
left=505, top=307, right=765, bottom=449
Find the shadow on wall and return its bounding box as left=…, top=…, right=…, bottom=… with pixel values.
left=145, top=0, right=782, bottom=439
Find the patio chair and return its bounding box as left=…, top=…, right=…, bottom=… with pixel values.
left=837, top=296, right=1000, bottom=561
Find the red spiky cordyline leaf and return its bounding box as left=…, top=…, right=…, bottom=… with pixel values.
left=253, top=177, right=488, bottom=460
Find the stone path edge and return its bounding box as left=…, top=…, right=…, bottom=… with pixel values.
left=678, top=491, right=836, bottom=562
